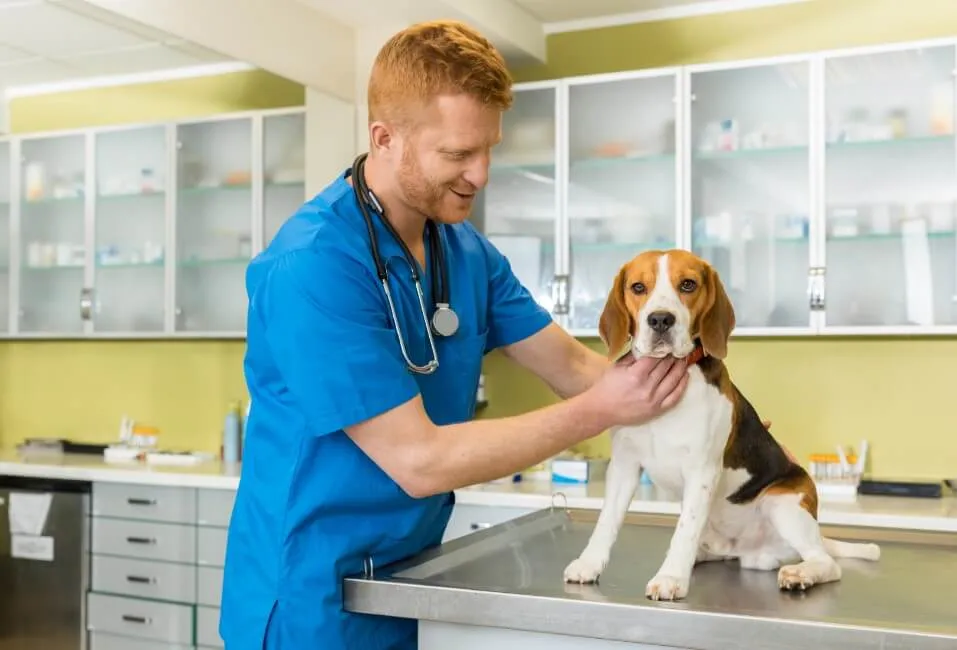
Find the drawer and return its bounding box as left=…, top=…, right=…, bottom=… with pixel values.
left=92, top=555, right=197, bottom=604
left=197, top=489, right=236, bottom=527
left=197, top=566, right=223, bottom=607
left=197, top=527, right=227, bottom=567
left=442, top=504, right=538, bottom=543
left=87, top=592, right=194, bottom=646
left=93, top=518, right=196, bottom=564
left=196, top=606, right=223, bottom=648
left=90, top=632, right=193, bottom=650
left=93, top=482, right=196, bottom=524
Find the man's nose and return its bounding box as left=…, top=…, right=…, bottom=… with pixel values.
left=462, top=153, right=490, bottom=190
left=647, top=311, right=676, bottom=333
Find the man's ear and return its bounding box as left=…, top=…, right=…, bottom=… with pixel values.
left=368, top=121, right=394, bottom=154
left=699, top=266, right=735, bottom=359
left=598, top=266, right=633, bottom=360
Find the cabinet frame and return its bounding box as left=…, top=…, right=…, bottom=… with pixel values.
left=0, top=105, right=306, bottom=340
left=520, top=35, right=957, bottom=340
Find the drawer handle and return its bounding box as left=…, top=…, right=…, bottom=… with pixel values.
left=126, top=575, right=157, bottom=585
left=125, top=536, right=157, bottom=545
left=126, top=498, right=157, bottom=506
left=470, top=522, right=492, bottom=530
left=121, top=614, right=152, bottom=625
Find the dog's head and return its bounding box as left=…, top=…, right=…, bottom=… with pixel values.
left=598, top=249, right=735, bottom=361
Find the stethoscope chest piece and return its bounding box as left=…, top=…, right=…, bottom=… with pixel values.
left=431, top=303, right=459, bottom=337
left=351, top=152, right=460, bottom=375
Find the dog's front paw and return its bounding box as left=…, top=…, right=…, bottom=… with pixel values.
left=645, top=574, right=689, bottom=601
left=563, top=556, right=605, bottom=584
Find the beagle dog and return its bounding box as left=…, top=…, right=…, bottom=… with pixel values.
left=563, top=249, right=880, bottom=600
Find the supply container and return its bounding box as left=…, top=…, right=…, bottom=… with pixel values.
left=222, top=401, right=242, bottom=463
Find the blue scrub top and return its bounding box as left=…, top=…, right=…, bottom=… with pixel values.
left=219, top=167, right=553, bottom=650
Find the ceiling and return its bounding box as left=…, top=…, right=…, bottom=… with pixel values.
left=514, top=0, right=710, bottom=23
left=0, top=0, right=232, bottom=90
left=0, top=0, right=808, bottom=94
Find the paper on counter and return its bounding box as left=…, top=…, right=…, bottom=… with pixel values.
left=8, top=492, right=53, bottom=536
left=11, top=534, right=54, bottom=562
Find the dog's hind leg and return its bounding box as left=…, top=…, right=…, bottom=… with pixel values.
left=563, top=431, right=641, bottom=584
left=763, top=493, right=842, bottom=591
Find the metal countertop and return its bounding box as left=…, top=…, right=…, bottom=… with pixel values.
left=344, top=507, right=957, bottom=650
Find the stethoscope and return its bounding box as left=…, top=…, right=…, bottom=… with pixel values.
left=350, top=153, right=459, bottom=375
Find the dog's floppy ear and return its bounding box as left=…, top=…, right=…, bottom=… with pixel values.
left=598, top=266, right=634, bottom=360
left=698, top=265, right=735, bottom=359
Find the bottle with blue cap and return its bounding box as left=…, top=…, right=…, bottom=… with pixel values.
left=222, top=400, right=242, bottom=464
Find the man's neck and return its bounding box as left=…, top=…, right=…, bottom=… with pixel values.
left=362, top=153, right=427, bottom=260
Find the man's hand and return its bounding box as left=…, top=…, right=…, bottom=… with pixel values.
left=762, top=419, right=800, bottom=464
left=581, top=354, right=689, bottom=430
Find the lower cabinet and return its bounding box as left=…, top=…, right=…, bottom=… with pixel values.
left=442, top=503, right=539, bottom=543
left=84, top=482, right=535, bottom=648
left=86, top=481, right=233, bottom=649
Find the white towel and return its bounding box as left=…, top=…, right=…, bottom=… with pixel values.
left=8, top=492, right=53, bottom=536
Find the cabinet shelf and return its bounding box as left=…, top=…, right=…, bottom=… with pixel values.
left=177, top=257, right=249, bottom=268
left=693, top=144, right=807, bottom=159
left=826, top=134, right=953, bottom=151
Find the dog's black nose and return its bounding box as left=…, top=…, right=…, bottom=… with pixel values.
left=647, top=311, right=676, bottom=333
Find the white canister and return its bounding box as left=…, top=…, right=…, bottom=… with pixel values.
left=24, top=162, right=45, bottom=201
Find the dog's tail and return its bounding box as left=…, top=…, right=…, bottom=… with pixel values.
left=823, top=537, right=881, bottom=561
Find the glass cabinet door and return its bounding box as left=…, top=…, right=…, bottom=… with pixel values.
left=174, top=117, right=253, bottom=333
left=263, top=111, right=305, bottom=247
left=567, top=72, right=678, bottom=332
left=823, top=44, right=956, bottom=329
left=93, top=125, right=167, bottom=333
left=480, top=84, right=559, bottom=315
left=689, top=59, right=812, bottom=331
left=0, top=140, right=10, bottom=333
left=19, top=133, right=88, bottom=334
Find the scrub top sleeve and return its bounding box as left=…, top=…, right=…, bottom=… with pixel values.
left=255, top=246, right=420, bottom=436
left=479, top=234, right=554, bottom=351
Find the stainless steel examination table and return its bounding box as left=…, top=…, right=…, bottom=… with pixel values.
left=344, top=507, right=957, bottom=650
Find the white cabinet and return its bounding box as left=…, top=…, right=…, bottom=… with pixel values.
left=3, top=107, right=306, bottom=339
left=477, top=37, right=957, bottom=339
left=821, top=43, right=957, bottom=332
left=442, top=503, right=538, bottom=543
left=87, top=482, right=234, bottom=649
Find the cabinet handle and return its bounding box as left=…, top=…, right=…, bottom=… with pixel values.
left=121, top=614, right=151, bottom=625
left=126, top=575, right=156, bottom=585
left=79, top=287, right=93, bottom=321
left=807, top=268, right=826, bottom=311
left=126, top=498, right=156, bottom=506
left=470, top=522, right=492, bottom=531
left=551, top=275, right=570, bottom=315
left=125, top=536, right=157, bottom=545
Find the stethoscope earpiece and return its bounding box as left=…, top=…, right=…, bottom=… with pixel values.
left=350, top=154, right=458, bottom=375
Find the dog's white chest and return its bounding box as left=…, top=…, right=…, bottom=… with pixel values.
left=617, top=367, right=732, bottom=496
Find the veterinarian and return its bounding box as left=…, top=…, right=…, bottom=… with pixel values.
left=218, top=20, right=691, bottom=650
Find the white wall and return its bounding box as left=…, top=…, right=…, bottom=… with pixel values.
left=353, top=22, right=412, bottom=154
left=305, top=87, right=357, bottom=197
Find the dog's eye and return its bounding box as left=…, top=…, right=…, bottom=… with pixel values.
left=679, top=279, right=697, bottom=293
left=630, top=282, right=646, bottom=295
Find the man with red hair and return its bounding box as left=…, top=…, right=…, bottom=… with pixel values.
left=220, top=20, right=689, bottom=650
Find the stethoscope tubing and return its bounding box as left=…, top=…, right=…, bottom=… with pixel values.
left=350, top=153, right=455, bottom=374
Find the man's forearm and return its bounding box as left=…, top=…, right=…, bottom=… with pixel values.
left=550, top=342, right=610, bottom=399
left=411, top=391, right=610, bottom=496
